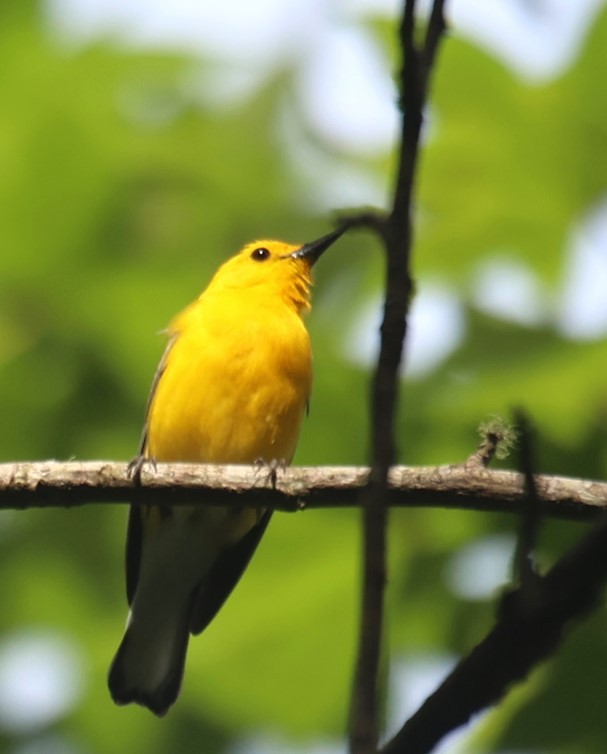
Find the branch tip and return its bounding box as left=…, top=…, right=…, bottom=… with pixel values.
left=466, top=416, right=517, bottom=469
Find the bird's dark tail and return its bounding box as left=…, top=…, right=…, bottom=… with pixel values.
left=108, top=606, right=190, bottom=717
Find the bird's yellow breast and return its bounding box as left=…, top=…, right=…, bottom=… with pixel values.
left=145, top=289, right=313, bottom=465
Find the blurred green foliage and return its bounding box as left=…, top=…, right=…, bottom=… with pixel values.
left=1, top=2, right=606, bottom=754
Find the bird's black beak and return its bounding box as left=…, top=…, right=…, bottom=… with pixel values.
left=289, top=225, right=347, bottom=265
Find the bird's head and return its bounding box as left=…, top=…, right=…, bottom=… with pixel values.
left=208, top=227, right=346, bottom=314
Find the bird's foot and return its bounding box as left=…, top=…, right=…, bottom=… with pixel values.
left=127, top=455, right=157, bottom=485
left=254, top=458, right=287, bottom=490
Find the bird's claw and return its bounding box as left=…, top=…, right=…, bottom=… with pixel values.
left=127, top=455, right=157, bottom=485
left=254, top=458, right=286, bottom=490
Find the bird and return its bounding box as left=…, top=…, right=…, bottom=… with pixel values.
left=108, top=226, right=345, bottom=716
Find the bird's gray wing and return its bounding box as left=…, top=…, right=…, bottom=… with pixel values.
left=126, top=332, right=177, bottom=605
left=189, top=510, right=273, bottom=635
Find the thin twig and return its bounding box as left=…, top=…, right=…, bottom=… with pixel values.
left=422, top=0, right=447, bottom=82
left=463, top=434, right=501, bottom=470
left=348, top=2, right=447, bottom=752
left=464, top=416, right=517, bottom=470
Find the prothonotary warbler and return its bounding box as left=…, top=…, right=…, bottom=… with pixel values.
left=108, top=227, right=345, bottom=716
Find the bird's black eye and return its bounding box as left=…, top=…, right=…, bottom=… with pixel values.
left=250, top=247, right=270, bottom=262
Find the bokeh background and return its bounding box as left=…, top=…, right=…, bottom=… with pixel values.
left=1, top=0, right=607, bottom=752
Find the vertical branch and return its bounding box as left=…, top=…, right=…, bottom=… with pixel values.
left=348, top=2, right=447, bottom=753
left=513, top=410, right=541, bottom=592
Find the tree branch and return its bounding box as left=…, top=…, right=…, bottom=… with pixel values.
left=380, top=416, right=604, bottom=754
left=2, top=461, right=604, bottom=520
left=381, top=513, right=607, bottom=754
left=513, top=411, right=542, bottom=598
left=349, top=2, right=447, bottom=751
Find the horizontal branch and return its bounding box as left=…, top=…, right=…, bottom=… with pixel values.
left=0, top=461, right=605, bottom=520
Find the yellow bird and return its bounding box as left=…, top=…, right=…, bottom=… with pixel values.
left=108, top=227, right=345, bottom=716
